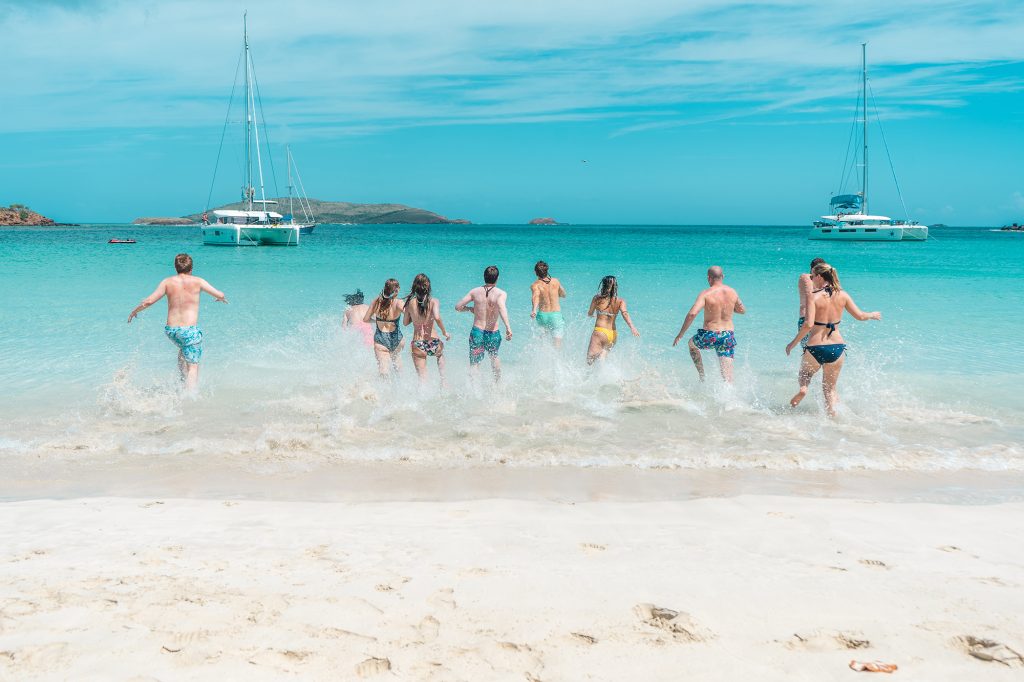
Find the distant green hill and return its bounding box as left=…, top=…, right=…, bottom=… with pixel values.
left=179, top=199, right=470, bottom=225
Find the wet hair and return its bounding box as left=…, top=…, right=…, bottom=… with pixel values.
left=406, top=273, right=432, bottom=315
left=812, top=262, right=841, bottom=292
left=810, top=257, right=825, bottom=270
left=174, top=253, right=193, bottom=274
left=707, top=265, right=723, bottom=282
left=374, top=279, right=400, bottom=318
left=597, top=275, right=618, bottom=310
left=484, top=265, right=499, bottom=284
left=534, top=261, right=549, bottom=279
left=343, top=289, right=365, bottom=306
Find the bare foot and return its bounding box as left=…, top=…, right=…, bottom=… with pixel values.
left=790, top=387, right=808, bottom=407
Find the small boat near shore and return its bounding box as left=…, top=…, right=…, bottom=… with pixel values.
left=809, top=45, right=928, bottom=242
left=108, top=238, right=136, bottom=244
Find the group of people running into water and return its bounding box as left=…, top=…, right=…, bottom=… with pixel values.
left=130, top=254, right=881, bottom=416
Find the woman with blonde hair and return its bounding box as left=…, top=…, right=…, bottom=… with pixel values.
left=363, top=278, right=405, bottom=377
left=403, top=273, right=451, bottom=384
left=785, top=262, right=881, bottom=416
left=586, top=275, right=639, bottom=364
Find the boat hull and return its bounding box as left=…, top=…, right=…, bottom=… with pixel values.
left=241, top=226, right=300, bottom=246
left=808, top=225, right=928, bottom=241
left=202, top=226, right=255, bottom=246
left=297, top=223, right=315, bottom=235
left=201, top=225, right=300, bottom=246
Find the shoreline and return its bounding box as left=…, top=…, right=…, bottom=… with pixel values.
left=4, top=462, right=1024, bottom=505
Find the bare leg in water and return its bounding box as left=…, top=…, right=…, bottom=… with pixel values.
left=586, top=332, right=609, bottom=365
left=821, top=355, right=845, bottom=417
left=790, top=352, right=821, bottom=407
left=718, top=357, right=734, bottom=383
left=178, top=352, right=200, bottom=393
left=687, top=339, right=706, bottom=381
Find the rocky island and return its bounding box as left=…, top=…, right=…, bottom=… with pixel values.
left=135, top=199, right=471, bottom=225
left=0, top=204, right=58, bottom=226
left=528, top=217, right=563, bottom=225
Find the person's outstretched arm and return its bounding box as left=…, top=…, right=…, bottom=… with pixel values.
left=199, top=278, right=227, bottom=303
left=587, top=296, right=598, bottom=317
left=734, top=296, right=746, bottom=314
left=127, top=280, right=168, bottom=323
left=620, top=299, right=640, bottom=337
left=844, top=293, right=882, bottom=321
left=498, top=292, right=513, bottom=340
left=454, top=291, right=473, bottom=312
left=402, top=303, right=412, bottom=327
left=786, top=297, right=816, bottom=355
left=558, top=281, right=566, bottom=298
left=672, top=294, right=704, bottom=345
left=530, top=283, right=540, bottom=318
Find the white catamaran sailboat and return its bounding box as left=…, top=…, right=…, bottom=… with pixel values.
left=202, top=15, right=303, bottom=246
left=809, top=44, right=928, bottom=242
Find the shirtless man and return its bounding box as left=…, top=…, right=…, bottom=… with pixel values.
left=341, top=289, right=374, bottom=347
left=797, top=258, right=825, bottom=348
left=530, top=260, right=566, bottom=348
left=672, top=265, right=745, bottom=383
left=127, top=253, right=227, bottom=392
left=455, top=265, right=512, bottom=379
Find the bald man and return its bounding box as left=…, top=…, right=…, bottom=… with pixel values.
left=672, top=266, right=745, bottom=383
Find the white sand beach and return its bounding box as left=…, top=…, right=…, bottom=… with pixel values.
left=2, top=492, right=1022, bottom=680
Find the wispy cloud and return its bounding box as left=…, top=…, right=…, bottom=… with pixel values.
left=2, top=0, right=1022, bottom=137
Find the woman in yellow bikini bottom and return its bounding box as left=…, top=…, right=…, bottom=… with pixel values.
left=586, top=275, right=640, bottom=364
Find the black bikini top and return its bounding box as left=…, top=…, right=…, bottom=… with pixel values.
left=815, top=320, right=841, bottom=336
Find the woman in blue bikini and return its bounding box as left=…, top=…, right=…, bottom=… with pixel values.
left=785, top=262, right=881, bottom=417
left=363, top=278, right=406, bottom=378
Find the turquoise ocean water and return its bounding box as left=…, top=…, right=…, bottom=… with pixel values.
left=1, top=224, right=1021, bottom=477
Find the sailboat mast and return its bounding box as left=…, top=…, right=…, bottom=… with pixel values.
left=248, top=40, right=267, bottom=208
left=862, top=42, right=869, bottom=216
left=244, top=13, right=252, bottom=211
left=287, top=145, right=294, bottom=222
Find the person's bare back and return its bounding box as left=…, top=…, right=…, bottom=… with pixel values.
left=699, top=284, right=741, bottom=331
left=531, top=277, right=564, bottom=313
left=458, top=285, right=508, bottom=332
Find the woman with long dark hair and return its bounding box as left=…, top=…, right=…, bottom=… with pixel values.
left=785, top=262, right=881, bottom=416
left=403, top=273, right=451, bottom=384
left=586, top=275, right=639, bottom=364
left=362, top=278, right=405, bottom=377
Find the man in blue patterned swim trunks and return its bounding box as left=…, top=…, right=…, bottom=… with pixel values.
left=128, top=253, right=227, bottom=393
left=672, top=265, right=745, bottom=383
left=455, top=265, right=513, bottom=381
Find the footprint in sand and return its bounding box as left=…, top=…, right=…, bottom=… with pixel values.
left=783, top=630, right=870, bottom=651
left=139, top=501, right=164, bottom=508
left=858, top=559, right=889, bottom=569
left=634, top=603, right=712, bottom=643
left=418, top=615, right=440, bottom=642
left=580, top=543, right=607, bottom=554
left=428, top=587, right=456, bottom=610
left=957, top=635, right=1024, bottom=667
left=355, top=657, right=391, bottom=677
left=571, top=632, right=598, bottom=645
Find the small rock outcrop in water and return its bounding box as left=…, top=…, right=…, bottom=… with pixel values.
left=0, top=204, right=56, bottom=226
left=133, top=217, right=194, bottom=225
left=529, top=217, right=561, bottom=225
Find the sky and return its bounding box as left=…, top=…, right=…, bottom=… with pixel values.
left=1, top=0, right=1022, bottom=225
